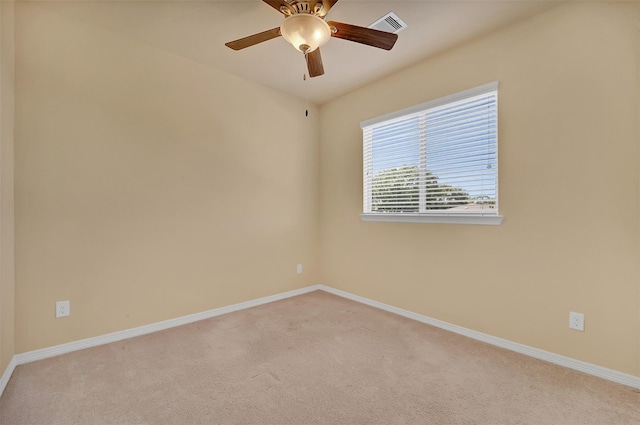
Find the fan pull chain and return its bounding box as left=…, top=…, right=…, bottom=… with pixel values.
left=303, top=73, right=309, bottom=117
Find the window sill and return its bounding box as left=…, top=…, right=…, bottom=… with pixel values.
left=359, top=213, right=504, bottom=225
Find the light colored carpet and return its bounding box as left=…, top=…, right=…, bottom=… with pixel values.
left=0, top=290, right=638, bottom=424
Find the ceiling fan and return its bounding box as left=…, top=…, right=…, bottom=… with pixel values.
left=225, top=0, right=399, bottom=78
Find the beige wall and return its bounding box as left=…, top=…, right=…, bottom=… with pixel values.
left=0, top=0, right=16, bottom=374
left=14, top=3, right=320, bottom=353
left=319, top=2, right=640, bottom=376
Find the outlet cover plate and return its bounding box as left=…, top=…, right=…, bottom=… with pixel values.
left=56, top=300, right=70, bottom=318
left=569, top=311, right=584, bottom=331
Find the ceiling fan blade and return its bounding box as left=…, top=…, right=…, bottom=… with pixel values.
left=225, top=28, right=281, bottom=51
left=327, top=21, right=398, bottom=50
left=305, top=48, right=325, bottom=78
left=262, top=0, right=295, bottom=14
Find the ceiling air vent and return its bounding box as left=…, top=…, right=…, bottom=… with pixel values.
left=368, top=12, right=407, bottom=34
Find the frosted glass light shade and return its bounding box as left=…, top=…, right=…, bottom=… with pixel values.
left=280, top=14, right=331, bottom=53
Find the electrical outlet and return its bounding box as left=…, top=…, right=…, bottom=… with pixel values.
left=569, top=311, right=584, bottom=331
left=297, top=264, right=303, bottom=274
left=56, top=300, right=70, bottom=318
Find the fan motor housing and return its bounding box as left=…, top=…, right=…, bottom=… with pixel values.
left=281, top=1, right=324, bottom=17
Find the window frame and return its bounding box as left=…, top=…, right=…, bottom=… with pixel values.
left=360, top=82, right=503, bottom=225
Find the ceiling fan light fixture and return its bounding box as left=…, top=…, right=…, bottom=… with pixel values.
left=280, top=14, right=331, bottom=53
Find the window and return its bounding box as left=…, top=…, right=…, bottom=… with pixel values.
left=361, top=82, right=502, bottom=225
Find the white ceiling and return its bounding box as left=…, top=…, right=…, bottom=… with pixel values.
left=35, top=0, right=558, bottom=104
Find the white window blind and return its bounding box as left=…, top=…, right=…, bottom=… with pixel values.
left=361, top=82, right=502, bottom=225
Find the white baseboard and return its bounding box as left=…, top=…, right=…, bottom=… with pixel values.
left=13, top=285, right=322, bottom=367
left=0, top=356, right=17, bottom=397
left=318, top=285, right=640, bottom=390
left=1, top=283, right=638, bottom=400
